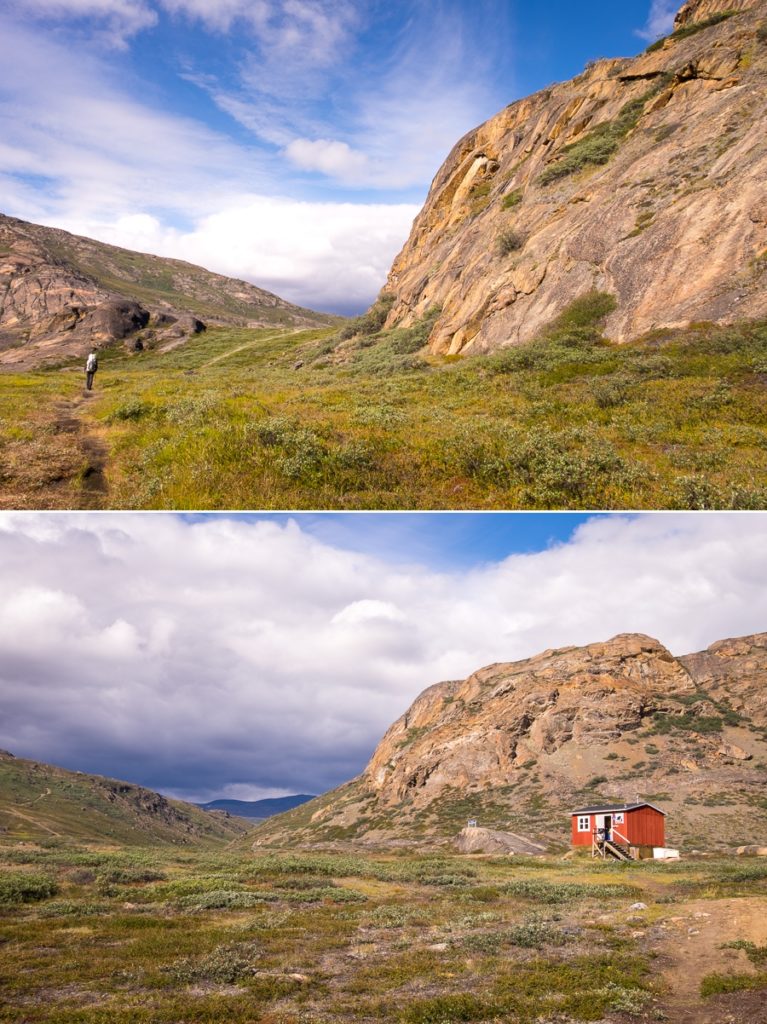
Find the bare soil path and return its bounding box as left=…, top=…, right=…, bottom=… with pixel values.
left=1, top=806, right=60, bottom=837
left=52, top=392, right=108, bottom=507
left=655, top=896, right=767, bottom=1023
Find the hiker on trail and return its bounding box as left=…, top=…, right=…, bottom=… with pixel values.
left=85, top=349, right=98, bottom=391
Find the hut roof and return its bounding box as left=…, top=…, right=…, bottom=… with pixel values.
left=570, top=802, right=666, bottom=816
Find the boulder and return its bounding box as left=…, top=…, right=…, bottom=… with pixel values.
left=454, top=826, right=545, bottom=856
left=736, top=846, right=767, bottom=856
left=717, top=743, right=752, bottom=761
left=89, top=299, right=150, bottom=341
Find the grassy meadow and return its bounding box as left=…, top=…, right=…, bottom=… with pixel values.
left=2, top=840, right=767, bottom=1023
left=1, top=296, right=767, bottom=509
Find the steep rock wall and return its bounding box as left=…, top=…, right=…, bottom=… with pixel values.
left=383, top=1, right=767, bottom=354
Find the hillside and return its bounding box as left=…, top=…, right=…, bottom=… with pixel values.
left=380, top=0, right=767, bottom=354
left=198, top=795, right=316, bottom=819
left=251, top=631, right=767, bottom=852
left=0, top=214, right=335, bottom=368
left=0, top=750, right=251, bottom=846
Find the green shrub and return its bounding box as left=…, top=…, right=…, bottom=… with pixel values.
left=592, top=377, right=630, bottom=408
left=107, top=398, right=153, bottom=423
left=0, top=872, right=58, bottom=905
left=507, top=919, right=571, bottom=948
left=346, top=306, right=441, bottom=375
left=401, top=993, right=488, bottom=1023
left=650, top=712, right=724, bottom=735
left=647, top=11, right=738, bottom=52
left=502, top=188, right=523, bottom=210
left=97, top=866, right=166, bottom=884
left=539, top=87, right=668, bottom=184
left=721, top=940, right=767, bottom=967
left=164, top=941, right=262, bottom=984
left=338, top=294, right=396, bottom=340
left=701, top=971, right=767, bottom=997
left=674, top=475, right=726, bottom=510
left=179, top=889, right=277, bottom=911
left=501, top=880, right=639, bottom=904
left=758, top=22, right=767, bottom=43
left=497, top=229, right=526, bottom=256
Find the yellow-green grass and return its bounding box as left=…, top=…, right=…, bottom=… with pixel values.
left=2, top=309, right=767, bottom=509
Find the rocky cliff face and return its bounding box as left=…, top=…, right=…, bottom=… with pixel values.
left=382, top=0, right=767, bottom=354
left=252, top=631, right=767, bottom=851
left=0, top=215, right=332, bottom=368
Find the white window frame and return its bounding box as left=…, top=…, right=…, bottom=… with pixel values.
left=614, top=812, right=625, bottom=824
left=577, top=815, right=591, bottom=833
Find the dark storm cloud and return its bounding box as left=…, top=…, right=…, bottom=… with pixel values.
left=1, top=513, right=766, bottom=801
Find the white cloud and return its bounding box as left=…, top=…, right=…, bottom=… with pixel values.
left=332, top=600, right=405, bottom=626
left=77, top=197, right=418, bottom=312
left=0, top=16, right=417, bottom=311
left=8, top=0, right=157, bottom=46
left=636, top=0, right=678, bottom=40
left=285, top=139, right=369, bottom=180
left=160, top=0, right=357, bottom=57
left=0, top=513, right=766, bottom=801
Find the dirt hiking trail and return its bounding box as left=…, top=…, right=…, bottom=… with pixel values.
left=656, top=896, right=767, bottom=1023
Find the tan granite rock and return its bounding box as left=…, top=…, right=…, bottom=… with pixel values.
left=380, top=1, right=767, bottom=354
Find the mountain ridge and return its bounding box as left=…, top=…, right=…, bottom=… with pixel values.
left=198, top=795, right=316, bottom=819
left=0, top=213, right=336, bottom=368
left=0, top=749, right=251, bottom=846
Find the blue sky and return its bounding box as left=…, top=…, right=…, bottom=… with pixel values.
left=0, top=0, right=680, bottom=314
left=186, top=511, right=597, bottom=569
left=3, top=510, right=767, bottom=800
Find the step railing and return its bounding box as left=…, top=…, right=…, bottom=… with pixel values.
left=591, top=828, right=636, bottom=861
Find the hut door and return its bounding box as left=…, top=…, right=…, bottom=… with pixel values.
left=596, top=814, right=613, bottom=841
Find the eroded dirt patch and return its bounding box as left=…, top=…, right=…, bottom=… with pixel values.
left=655, top=896, right=767, bottom=1023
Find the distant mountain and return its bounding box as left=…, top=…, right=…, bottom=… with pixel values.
left=252, top=631, right=767, bottom=852
left=0, top=750, right=252, bottom=846
left=0, top=213, right=337, bottom=368
left=198, top=795, right=316, bottom=819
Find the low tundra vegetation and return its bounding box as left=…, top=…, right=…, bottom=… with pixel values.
left=2, top=841, right=767, bottom=1023
left=1, top=293, right=766, bottom=510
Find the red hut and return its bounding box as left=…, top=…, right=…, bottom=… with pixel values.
left=570, top=802, right=667, bottom=860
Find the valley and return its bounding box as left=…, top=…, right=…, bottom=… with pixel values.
left=1, top=308, right=766, bottom=510
left=2, top=0, right=767, bottom=511
left=2, top=631, right=767, bottom=1022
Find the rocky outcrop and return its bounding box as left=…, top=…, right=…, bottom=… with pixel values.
left=675, top=0, right=760, bottom=29
left=0, top=214, right=333, bottom=368
left=454, top=826, right=547, bottom=855
left=381, top=1, right=767, bottom=354
left=251, top=631, right=767, bottom=851
left=680, top=632, right=767, bottom=727
left=364, top=635, right=695, bottom=809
